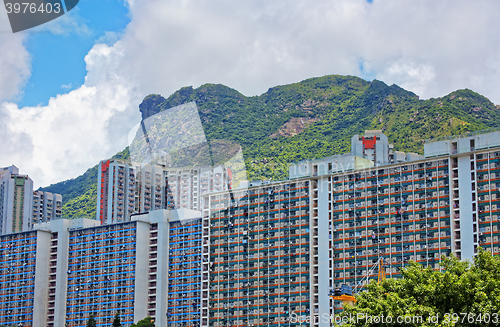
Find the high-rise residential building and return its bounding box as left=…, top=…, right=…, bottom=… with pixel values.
left=203, top=180, right=312, bottom=327
left=45, top=218, right=99, bottom=326
left=0, top=165, right=34, bottom=235
left=65, top=220, right=150, bottom=326
left=297, top=129, right=500, bottom=320
left=1, top=130, right=499, bottom=326
left=0, top=209, right=205, bottom=327
left=0, top=229, right=54, bottom=326
left=97, top=160, right=231, bottom=224
left=32, top=190, right=62, bottom=223
left=324, top=157, right=452, bottom=314
left=165, top=165, right=229, bottom=211
left=97, top=160, right=137, bottom=225
left=424, top=129, right=500, bottom=260
left=131, top=209, right=208, bottom=327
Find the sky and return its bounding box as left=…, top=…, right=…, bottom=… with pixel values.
left=1, top=0, right=500, bottom=188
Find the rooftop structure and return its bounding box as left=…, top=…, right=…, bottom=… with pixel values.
left=290, top=131, right=423, bottom=180
left=352, top=130, right=422, bottom=166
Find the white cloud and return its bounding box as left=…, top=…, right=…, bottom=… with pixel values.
left=30, top=7, right=91, bottom=36
left=0, top=34, right=30, bottom=101
left=0, top=8, right=30, bottom=102
left=377, top=60, right=436, bottom=97
left=116, top=0, right=500, bottom=102
left=357, top=0, right=500, bottom=101
left=95, top=31, right=121, bottom=46
left=2, top=0, right=500, bottom=188
left=0, top=34, right=141, bottom=187
left=0, top=82, right=141, bottom=188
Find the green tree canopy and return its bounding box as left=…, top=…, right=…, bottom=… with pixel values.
left=112, top=312, right=122, bottom=327
left=131, top=317, right=156, bottom=327
left=86, top=314, right=97, bottom=327
left=341, top=249, right=500, bottom=326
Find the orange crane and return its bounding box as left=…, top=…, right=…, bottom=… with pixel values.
left=378, top=257, right=386, bottom=282
left=329, top=285, right=356, bottom=306
left=330, top=257, right=386, bottom=306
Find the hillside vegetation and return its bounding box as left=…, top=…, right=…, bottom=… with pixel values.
left=40, top=75, right=500, bottom=217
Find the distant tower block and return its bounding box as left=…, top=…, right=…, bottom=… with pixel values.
left=0, top=165, right=34, bottom=234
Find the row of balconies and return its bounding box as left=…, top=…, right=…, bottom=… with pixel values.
left=209, top=215, right=308, bottom=228
left=333, top=163, right=447, bottom=182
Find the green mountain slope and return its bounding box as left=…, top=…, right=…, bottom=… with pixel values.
left=40, top=75, right=500, bottom=218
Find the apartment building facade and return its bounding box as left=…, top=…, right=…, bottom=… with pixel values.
left=1, top=130, right=499, bottom=326
left=32, top=190, right=62, bottom=224
left=323, top=157, right=452, bottom=314
left=164, top=217, right=204, bottom=327
left=0, top=209, right=205, bottom=327
left=200, top=129, right=500, bottom=326
left=424, top=130, right=500, bottom=260
left=97, top=159, right=230, bottom=224
left=97, top=160, right=137, bottom=225
left=0, top=165, right=34, bottom=235
left=203, top=180, right=312, bottom=327
left=65, top=220, right=150, bottom=326
left=0, top=229, right=53, bottom=326
left=305, top=130, right=500, bottom=319
left=0, top=166, right=62, bottom=236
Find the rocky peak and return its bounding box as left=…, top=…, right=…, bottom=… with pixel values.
left=139, top=94, right=166, bottom=120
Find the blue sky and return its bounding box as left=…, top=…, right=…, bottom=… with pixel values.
left=20, top=0, right=130, bottom=107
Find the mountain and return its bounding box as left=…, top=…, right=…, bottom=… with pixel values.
left=40, top=75, right=500, bottom=218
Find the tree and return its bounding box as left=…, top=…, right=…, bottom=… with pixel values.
left=86, top=314, right=97, bottom=327
left=112, top=312, right=122, bottom=327
left=341, top=249, right=500, bottom=326
left=130, top=317, right=156, bottom=327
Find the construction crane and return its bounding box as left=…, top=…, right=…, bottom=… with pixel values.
left=353, top=257, right=386, bottom=294
left=328, top=284, right=356, bottom=306
left=378, top=257, right=386, bottom=282
left=330, top=257, right=387, bottom=307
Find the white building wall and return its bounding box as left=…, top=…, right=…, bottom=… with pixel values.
left=133, top=221, right=150, bottom=322
left=457, top=155, right=475, bottom=260
left=33, top=230, right=51, bottom=327
left=49, top=219, right=71, bottom=327
left=315, top=176, right=332, bottom=326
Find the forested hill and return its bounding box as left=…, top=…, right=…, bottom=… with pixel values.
left=40, top=74, right=500, bottom=217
